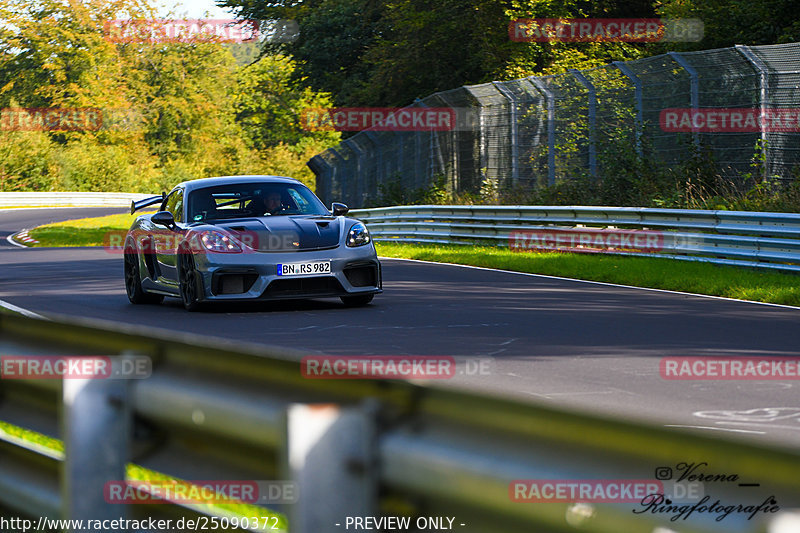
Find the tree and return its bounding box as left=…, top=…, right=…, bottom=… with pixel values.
left=0, top=0, right=147, bottom=110
left=656, top=0, right=800, bottom=51
left=218, top=0, right=664, bottom=107
left=233, top=54, right=339, bottom=150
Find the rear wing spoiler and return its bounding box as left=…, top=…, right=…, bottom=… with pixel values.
left=131, top=193, right=166, bottom=215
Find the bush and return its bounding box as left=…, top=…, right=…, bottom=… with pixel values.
left=0, top=131, right=57, bottom=191
left=55, top=137, right=161, bottom=192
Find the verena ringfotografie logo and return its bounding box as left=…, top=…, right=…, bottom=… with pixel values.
left=301, top=356, right=494, bottom=379
left=509, top=229, right=664, bottom=254
left=635, top=462, right=779, bottom=522
left=104, top=480, right=297, bottom=504
left=509, top=18, right=703, bottom=42
left=1, top=356, right=151, bottom=380
left=661, top=108, right=800, bottom=133
left=301, top=108, right=457, bottom=132
left=661, top=357, right=800, bottom=380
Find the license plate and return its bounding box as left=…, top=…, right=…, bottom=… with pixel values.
left=277, top=261, right=331, bottom=277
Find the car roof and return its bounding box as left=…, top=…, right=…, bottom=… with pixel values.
left=175, top=175, right=304, bottom=193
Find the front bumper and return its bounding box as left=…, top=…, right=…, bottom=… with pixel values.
left=193, top=244, right=382, bottom=302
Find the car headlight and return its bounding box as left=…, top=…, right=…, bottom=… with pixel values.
left=199, top=230, right=242, bottom=253
left=347, top=222, right=371, bottom=247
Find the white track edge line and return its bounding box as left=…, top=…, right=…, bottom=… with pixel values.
left=378, top=256, right=800, bottom=312
left=5, top=232, right=28, bottom=248
left=0, top=299, right=47, bottom=320
left=663, top=424, right=766, bottom=434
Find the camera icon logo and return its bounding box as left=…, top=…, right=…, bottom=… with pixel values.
left=655, top=467, right=673, bottom=480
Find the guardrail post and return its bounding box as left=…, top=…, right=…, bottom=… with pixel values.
left=283, top=402, right=377, bottom=533
left=61, top=356, right=131, bottom=526
left=736, top=44, right=770, bottom=181
left=613, top=61, right=644, bottom=157
left=569, top=70, right=598, bottom=178
left=668, top=51, right=700, bottom=150
left=529, top=77, right=556, bottom=185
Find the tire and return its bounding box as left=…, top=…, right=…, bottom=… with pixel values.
left=178, top=251, right=203, bottom=312
left=340, top=294, right=374, bottom=307
left=124, top=242, right=164, bottom=305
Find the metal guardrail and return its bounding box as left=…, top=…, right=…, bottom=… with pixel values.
left=0, top=192, right=150, bottom=208
left=351, top=205, right=800, bottom=273
left=2, top=311, right=800, bottom=532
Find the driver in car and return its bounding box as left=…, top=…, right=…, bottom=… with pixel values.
left=264, top=191, right=283, bottom=214
left=247, top=190, right=284, bottom=216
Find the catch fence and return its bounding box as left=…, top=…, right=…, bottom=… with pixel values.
left=309, top=42, right=800, bottom=207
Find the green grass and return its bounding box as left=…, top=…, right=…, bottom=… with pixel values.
left=0, top=420, right=288, bottom=530
left=25, top=212, right=152, bottom=247
left=21, top=212, right=800, bottom=306
left=376, top=242, right=800, bottom=306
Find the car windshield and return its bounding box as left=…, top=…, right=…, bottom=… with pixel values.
left=187, top=182, right=329, bottom=222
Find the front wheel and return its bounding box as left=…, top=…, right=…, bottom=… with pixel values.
left=340, top=294, right=374, bottom=307
left=178, top=252, right=203, bottom=312
left=124, top=242, right=164, bottom=305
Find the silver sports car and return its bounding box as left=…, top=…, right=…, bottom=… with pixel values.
left=123, top=175, right=382, bottom=311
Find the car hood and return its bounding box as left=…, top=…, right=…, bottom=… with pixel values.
left=211, top=215, right=342, bottom=252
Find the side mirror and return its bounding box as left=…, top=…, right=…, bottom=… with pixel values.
left=151, top=211, right=175, bottom=228
left=331, top=202, right=349, bottom=216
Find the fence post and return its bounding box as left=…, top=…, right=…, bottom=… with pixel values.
left=569, top=69, right=598, bottom=178
left=414, top=98, right=441, bottom=189
left=361, top=131, right=383, bottom=202
left=668, top=51, right=700, bottom=150
left=282, top=402, right=378, bottom=533
left=736, top=44, right=770, bottom=181
left=61, top=356, right=131, bottom=527
left=327, top=148, right=345, bottom=205
left=613, top=61, right=644, bottom=157
left=529, top=77, right=556, bottom=185
left=412, top=99, right=430, bottom=190
left=308, top=154, right=333, bottom=205
left=435, top=91, right=463, bottom=193
left=343, top=139, right=364, bottom=208
left=492, top=82, right=520, bottom=187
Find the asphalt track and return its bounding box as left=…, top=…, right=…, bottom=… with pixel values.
left=2, top=208, right=800, bottom=447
